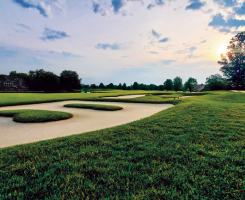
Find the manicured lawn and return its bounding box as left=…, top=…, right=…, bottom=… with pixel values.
left=0, top=90, right=244, bottom=199
left=0, top=90, right=206, bottom=107
left=64, top=103, right=123, bottom=111
left=0, top=109, right=73, bottom=123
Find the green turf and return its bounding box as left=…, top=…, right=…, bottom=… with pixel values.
left=0, top=90, right=244, bottom=199
left=0, top=90, right=206, bottom=107
left=0, top=109, right=73, bottom=123
left=64, top=103, right=123, bottom=111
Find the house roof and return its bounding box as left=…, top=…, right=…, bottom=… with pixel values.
left=195, top=84, right=205, bottom=90
left=5, top=76, right=19, bottom=82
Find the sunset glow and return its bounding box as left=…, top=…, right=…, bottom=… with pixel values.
left=217, top=44, right=228, bottom=57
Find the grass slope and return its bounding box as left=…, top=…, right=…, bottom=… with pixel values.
left=0, top=91, right=245, bottom=199
left=64, top=103, right=123, bottom=111
left=0, top=109, right=73, bottom=123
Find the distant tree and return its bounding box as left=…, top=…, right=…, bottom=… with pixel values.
left=149, top=84, right=156, bottom=90
left=127, top=86, right=131, bottom=90
left=60, top=70, right=81, bottom=90
left=107, top=83, right=114, bottom=89
left=122, top=83, right=127, bottom=90
left=138, top=83, right=147, bottom=90
left=28, top=69, right=59, bottom=91
left=218, top=31, right=245, bottom=89
left=184, top=77, right=198, bottom=93
left=164, top=79, right=173, bottom=91
left=9, top=71, right=29, bottom=81
left=173, top=76, right=183, bottom=92
left=117, top=83, right=122, bottom=89
left=133, top=82, right=139, bottom=90
left=9, top=71, right=17, bottom=76
left=90, top=84, right=97, bottom=89
left=99, top=83, right=105, bottom=88
left=205, top=74, right=228, bottom=90
left=159, top=85, right=164, bottom=90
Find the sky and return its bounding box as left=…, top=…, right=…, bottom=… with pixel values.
left=1, top=0, right=245, bottom=85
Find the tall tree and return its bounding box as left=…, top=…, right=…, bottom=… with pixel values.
left=99, top=83, right=105, bottom=88
left=9, top=71, right=17, bottom=76
left=205, top=74, right=228, bottom=90
left=184, top=77, right=198, bottom=93
left=90, top=84, right=97, bottom=89
left=60, top=70, right=81, bottom=90
left=149, top=84, right=156, bottom=90
left=173, top=76, right=183, bottom=92
left=218, top=31, right=245, bottom=89
left=117, top=83, right=122, bottom=89
left=122, top=83, right=127, bottom=90
left=164, top=79, right=173, bottom=91
left=107, top=83, right=114, bottom=89
left=28, top=69, right=59, bottom=91
left=133, top=82, right=139, bottom=90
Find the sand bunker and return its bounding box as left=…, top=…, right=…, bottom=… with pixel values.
left=180, top=96, right=196, bottom=98
left=230, top=90, right=245, bottom=93
left=0, top=101, right=173, bottom=148
left=101, top=95, right=145, bottom=99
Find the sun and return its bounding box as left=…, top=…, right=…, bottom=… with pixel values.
left=217, top=44, right=228, bottom=56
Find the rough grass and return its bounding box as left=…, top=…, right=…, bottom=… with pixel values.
left=64, top=103, right=123, bottom=111
left=1, top=91, right=245, bottom=199
left=0, top=109, right=73, bottom=123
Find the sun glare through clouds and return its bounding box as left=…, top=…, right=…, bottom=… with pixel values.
left=217, top=44, right=228, bottom=57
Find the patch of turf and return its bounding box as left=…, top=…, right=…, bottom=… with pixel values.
left=0, top=109, right=73, bottom=123
left=64, top=103, right=123, bottom=111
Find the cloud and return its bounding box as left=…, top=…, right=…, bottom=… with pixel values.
left=189, top=46, right=197, bottom=54
left=185, top=0, right=206, bottom=10
left=111, top=0, right=124, bottom=13
left=200, top=40, right=206, bottom=43
left=95, top=43, right=131, bottom=50
left=219, top=28, right=230, bottom=33
left=147, top=0, right=164, bottom=10
left=150, top=51, right=158, bottom=54
left=155, top=0, right=164, bottom=6
left=234, top=2, right=245, bottom=16
left=13, top=0, right=52, bottom=17
left=162, top=60, right=176, bottom=65
left=36, top=2, right=52, bottom=17
left=152, top=29, right=161, bottom=38
left=159, top=38, right=169, bottom=43
left=188, top=46, right=200, bottom=58
left=62, top=51, right=84, bottom=58
left=213, top=0, right=237, bottom=7
left=176, top=49, right=189, bottom=54
left=16, top=23, right=31, bottom=30
left=93, top=2, right=100, bottom=13
left=208, top=13, right=245, bottom=29
left=41, top=28, right=70, bottom=41
left=147, top=4, right=155, bottom=9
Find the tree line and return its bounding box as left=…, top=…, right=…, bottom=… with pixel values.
left=88, top=77, right=199, bottom=92
left=0, top=69, right=81, bottom=92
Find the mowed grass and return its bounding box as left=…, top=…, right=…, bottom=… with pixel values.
left=0, top=109, right=73, bottom=123
left=0, top=90, right=206, bottom=107
left=0, top=91, right=245, bottom=199
left=64, top=104, right=123, bottom=111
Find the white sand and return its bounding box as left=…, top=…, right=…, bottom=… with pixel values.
left=230, top=90, right=245, bottom=93
left=0, top=101, right=173, bottom=148
left=101, top=95, right=145, bottom=99
left=180, top=96, right=196, bottom=98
